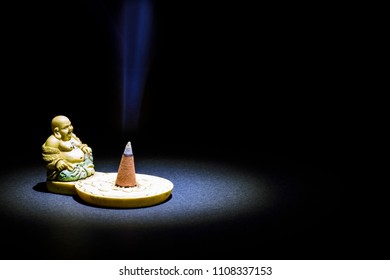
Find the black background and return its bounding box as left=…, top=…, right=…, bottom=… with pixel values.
left=1, top=1, right=387, bottom=259
left=2, top=1, right=365, bottom=164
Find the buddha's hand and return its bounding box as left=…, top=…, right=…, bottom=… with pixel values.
left=56, top=160, right=74, bottom=171
left=81, top=145, right=92, bottom=154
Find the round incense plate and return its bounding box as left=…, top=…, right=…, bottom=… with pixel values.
left=74, top=172, right=173, bottom=208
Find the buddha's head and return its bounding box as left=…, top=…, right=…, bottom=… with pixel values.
left=51, top=115, right=73, bottom=141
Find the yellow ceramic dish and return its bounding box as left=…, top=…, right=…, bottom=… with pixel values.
left=74, top=172, right=174, bottom=208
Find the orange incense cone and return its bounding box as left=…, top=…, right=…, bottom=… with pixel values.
left=115, top=141, right=137, bottom=187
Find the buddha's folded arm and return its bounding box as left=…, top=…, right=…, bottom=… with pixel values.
left=42, top=145, right=62, bottom=170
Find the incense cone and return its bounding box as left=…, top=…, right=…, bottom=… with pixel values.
left=115, top=141, right=137, bottom=187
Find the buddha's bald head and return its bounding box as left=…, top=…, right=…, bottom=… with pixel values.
left=51, top=115, right=70, bottom=130
left=51, top=115, right=73, bottom=140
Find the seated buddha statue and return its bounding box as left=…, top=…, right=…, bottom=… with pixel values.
left=42, top=115, right=95, bottom=182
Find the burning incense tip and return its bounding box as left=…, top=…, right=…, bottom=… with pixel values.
left=123, top=141, right=133, bottom=156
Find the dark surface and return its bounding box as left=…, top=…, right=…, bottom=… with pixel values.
left=0, top=150, right=386, bottom=260
left=1, top=1, right=387, bottom=260
left=1, top=154, right=346, bottom=260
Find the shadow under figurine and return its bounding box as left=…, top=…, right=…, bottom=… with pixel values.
left=42, top=115, right=95, bottom=195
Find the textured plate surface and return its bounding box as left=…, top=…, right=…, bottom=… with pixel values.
left=75, top=172, right=174, bottom=208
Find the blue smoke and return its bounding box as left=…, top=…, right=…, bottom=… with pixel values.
left=120, top=0, right=154, bottom=133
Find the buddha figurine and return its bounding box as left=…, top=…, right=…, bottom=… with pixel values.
left=42, top=115, right=95, bottom=190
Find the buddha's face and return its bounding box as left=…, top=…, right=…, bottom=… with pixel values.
left=56, top=117, right=73, bottom=141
